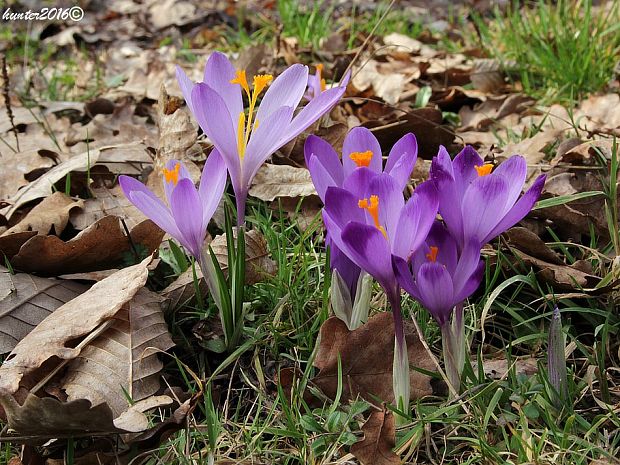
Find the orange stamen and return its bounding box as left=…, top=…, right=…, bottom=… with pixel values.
left=358, top=195, right=387, bottom=238
left=316, top=64, right=326, bottom=92
left=426, top=246, right=439, bottom=263
left=230, top=70, right=250, bottom=98
left=475, top=163, right=493, bottom=177
left=163, top=163, right=180, bottom=185
left=350, top=150, right=373, bottom=168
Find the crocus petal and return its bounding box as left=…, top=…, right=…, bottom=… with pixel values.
left=452, top=238, right=483, bottom=298
left=119, top=175, right=183, bottom=242
left=424, top=221, right=458, bottom=275
left=162, top=160, right=192, bottom=205
left=342, top=127, right=382, bottom=178
left=328, top=236, right=361, bottom=298
left=483, top=174, right=546, bottom=243
left=342, top=167, right=376, bottom=200
left=280, top=86, right=346, bottom=145
left=324, top=186, right=366, bottom=228
left=492, top=155, right=527, bottom=211
left=191, top=83, right=242, bottom=195
left=462, top=174, right=510, bottom=244
left=341, top=222, right=394, bottom=290
left=385, top=133, right=417, bottom=190
left=416, top=262, right=455, bottom=325
left=203, top=52, right=243, bottom=136
left=256, top=64, right=308, bottom=122
left=170, top=178, right=205, bottom=259
left=308, top=154, right=339, bottom=202
left=431, top=147, right=463, bottom=244
left=452, top=145, right=484, bottom=196
left=393, top=256, right=420, bottom=300
left=392, top=180, right=438, bottom=259
left=243, top=106, right=295, bottom=189
left=198, top=148, right=228, bottom=232
left=175, top=65, right=196, bottom=115
left=304, top=135, right=344, bottom=188
left=368, top=173, right=404, bottom=239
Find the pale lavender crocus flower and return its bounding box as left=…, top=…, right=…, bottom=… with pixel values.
left=176, top=52, right=348, bottom=225
left=304, top=64, right=326, bottom=101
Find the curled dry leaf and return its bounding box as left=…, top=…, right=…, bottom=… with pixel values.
left=474, top=357, right=538, bottom=380
left=0, top=151, right=56, bottom=201
left=312, top=312, right=435, bottom=405
left=351, top=408, right=400, bottom=465
left=0, top=267, right=89, bottom=355
left=161, top=229, right=277, bottom=310
left=0, top=256, right=150, bottom=396
left=62, top=288, right=174, bottom=417
left=1, top=192, right=84, bottom=237
left=9, top=216, right=164, bottom=275
left=249, top=164, right=317, bottom=202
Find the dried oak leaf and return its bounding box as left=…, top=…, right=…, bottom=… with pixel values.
left=62, top=288, right=174, bottom=417
left=0, top=267, right=89, bottom=355
left=2, top=192, right=83, bottom=237
left=249, top=164, right=317, bottom=202
left=0, top=151, right=56, bottom=201
left=10, top=216, right=163, bottom=275
left=0, top=257, right=150, bottom=396
left=312, top=312, right=435, bottom=405
left=351, top=409, right=400, bottom=465
left=161, top=229, right=277, bottom=310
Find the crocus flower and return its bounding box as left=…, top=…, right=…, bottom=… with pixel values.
left=304, top=64, right=326, bottom=101
left=430, top=145, right=546, bottom=249
left=394, top=221, right=484, bottom=392
left=177, top=52, right=348, bottom=225
left=323, top=170, right=438, bottom=412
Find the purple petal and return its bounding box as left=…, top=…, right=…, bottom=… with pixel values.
left=175, top=65, right=196, bottom=115
left=256, top=64, right=308, bottom=122
left=462, top=174, right=511, bottom=244
left=243, top=106, right=295, bottom=189
left=304, top=135, right=344, bottom=188
left=324, top=186, right=366, bottom=228
left=203, top=52, right=244, bottom=136
left=342, top=167, right=377, bottom=200
left=492, top=155, right=527, bottom=210
left=453, top=145, right=484, bottom=195
left=484, top=174, right=546, bottom=243
left=162, top=160, right=192, bottom=205
left=198, top=148, right=228, bottom=231
left=425, top=221, right=458, bottom=275
left=392, top=180, right=438, bottom=259
left=341, top=222, right=394, bottom=290
left=170, top=178, right=205, bottom=259
left=416, top=262, right=455, bottom=325
left=342, top=127, right=382, bottom=178
left=452, top=238, right=483, bottom=298
left=329, top=236, right=361, bottom=297
left=393, top=256, right=420, bottom=300
left=385, top=133, right=418, bottom=190
left=308, top=154, right=339, bottom=202
left=368, top=173, right=404, bottom=239
left=430, top=147, right=464, bottom=245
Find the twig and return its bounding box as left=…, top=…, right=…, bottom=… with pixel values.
left=2, top=54, right=19, bottom=152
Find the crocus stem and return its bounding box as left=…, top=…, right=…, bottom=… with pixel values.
left=235, top=191, right=247, bottom=227
left=387, top=285, right=410, bottom=423
left=451, top=302, right=465, bottom=380
left=199, top=249, right=223, bottom=312
left=441, top=322, right=460, bottom=397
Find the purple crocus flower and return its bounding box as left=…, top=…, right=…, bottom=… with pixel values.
left=119, top=151, right=227, bottom=262
left=304, top=64, right=326, bottom=101
left=430, top=146, right=546, bottom=249
left=177, top=52, right=348, bottom=225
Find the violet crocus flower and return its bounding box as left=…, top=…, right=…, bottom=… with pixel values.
left=323, top=170, right=438, bottom=412
left=430, top=145, right=546, bottom=250
left=304, top=64, right=326, bottom=101
left=177, top=52, right=348, bottom=225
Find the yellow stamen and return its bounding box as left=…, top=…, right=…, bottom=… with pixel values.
left=475, top=163, right=493, bottom=177
left=350, top=150, right=373, bottom=168
left=358, top=195, right=387, bottom=238
left=236, top=112, right=246, bottom=160
left=252, top=74, right=273, bottom=97
left=230, top=70, right=250, bottom=99
left=163, top=163, right=180, bottom=185
left=426, top=246, right=439, bottom=263
left=316, top=64, right=326, bottom=92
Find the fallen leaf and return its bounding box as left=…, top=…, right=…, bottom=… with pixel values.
left=351, top=409, right=400, bottom=465
left=312, top=312, right=435, bottom=405
left=0, top=151, right=56, bottom=201
left=506, top=227, right=563, bottom=265
left=0, top=256, right=150, bottom=396
left=1, top=192, right=83, bottom=237
left=249, top=164, right=317, bottom=202
left=62, top=288, right=174, bottom=417
left=9, top=216, right=163, bottom=275
left=500, top=129, right=561, bottom=166
left=0, top=268, right=89, bottom=354
left=459, top=94, right=535, bottom=132
left=577, top=94, right=620, bottom=131
left=474, top=357, right=539, bottom=380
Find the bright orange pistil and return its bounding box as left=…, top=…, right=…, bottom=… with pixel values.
left=163, top=163, right=180, bottom=185
left=358, top=195, right=387, bottom=238
left=426, top=246, right=439, bottom=263
left=349, top=150, right=374, bottom=168
left=316, top=64, right=326, bottom=92
left=474, top=163, right=493, bottom=177
left=230, top=70, right=273, bottom=160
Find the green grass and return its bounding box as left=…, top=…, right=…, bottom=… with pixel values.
left=474, top=0, right=620, bottom=103
left=277, top=0, right=335, bottom=49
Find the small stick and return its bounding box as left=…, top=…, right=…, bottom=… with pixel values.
left=2, top=54, right=19, bottom=152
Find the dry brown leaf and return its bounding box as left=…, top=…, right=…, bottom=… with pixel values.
left=474, top=357, right=538, bottom=380
left=10, top=216, right=164, bottom=275
left=506, top=227, right=563, bottom=265
left=352, top=59, right=407, bottom=105
left=312, top=312, right=435, bottom=405
left=0, top=150, right=56, bottom=201
left=577, top=94, right=620, bottom=131
left=0, top=268, right=88, bottom=354
left=459, top=94, right=534, bottom=132
left=0, top=232, right=36, bottom=260
left=62, top=288, right=173, bottom=416
left=351, top=409, right=400, bottom=465
left=500, top=129, right=561, bottom=166
left=0, top=149, right=101, bottom=220
left=2, top=192, right=83, bottom=237
left=161, top=229, right=277, bottom=310
left=0, top=256, right=150, bottom=396
left=249, top=164, right=317, bottom=202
